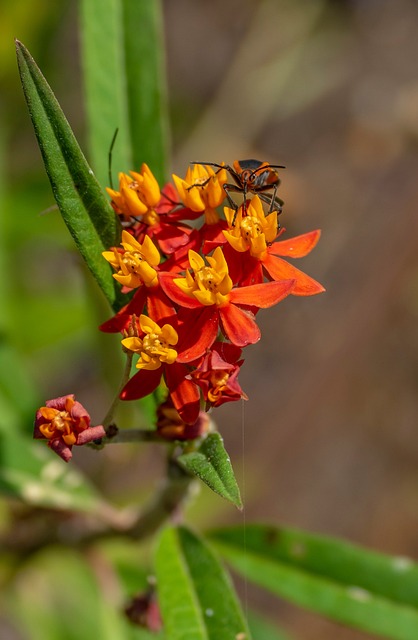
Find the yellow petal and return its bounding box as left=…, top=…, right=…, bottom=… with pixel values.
left=250, top=235, right=267, bottom=257
left=264, top=212, right=278, bottom=243
left=218, top=273, right=233, bottom=295
left=211, top=246, right=228, bottom=273
left=102, top=250, right=119, bottom=266
left=138, top=262, right=158, bottom=287
left=163, top=347, right=178, bottom=364
left=172, top=174, right=187, bottom=201
left=173, top=276, right=195, bottom=295
left=142, top=235, right=161, bottom=266
left=161, top=324, right=179, bottom=346
left=122, top=186, right=148, bottom=216
left=140, top=314, right=160, bottom=335
left=188, top=250, right=205, bottom=271
left=222, top=231, right=247, bottom=253
left=193, top=289, right=215, bottom=305
left=113, top=273, right=142, bottom=288
left=121, top=337, right=143, bottom=353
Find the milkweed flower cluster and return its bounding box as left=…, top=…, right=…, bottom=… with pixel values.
left=101, top=161, right=325, bottom=428
left=34, top=160, right=324, bottom=460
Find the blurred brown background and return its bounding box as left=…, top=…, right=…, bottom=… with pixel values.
left=167, top=1, right=418, bottom=637
left=5, top=0, right=418, bottom=638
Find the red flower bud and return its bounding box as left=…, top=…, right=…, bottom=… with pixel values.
left=33, top=395, right=106, bottom=462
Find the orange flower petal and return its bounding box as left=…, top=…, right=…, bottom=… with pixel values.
left=218, top=304, right=261, bottom=347
left=229, top=279, right=295, bottom=308
left=120, top=368, right=162, bottom=400
left=176, top=307, right=219, bottom=363
left=268, top=230, right=321, bottom=258
left=165, top=363, right=201, bottom=424
left=159, top=272, right=202, bottom=309
left=263, top=253, right=325, bottom=296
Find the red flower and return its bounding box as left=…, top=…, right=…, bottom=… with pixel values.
left=33, top=395, right=105, bottom=462
left=159, top=247, right=295, bottom=361
left=120, top=315, right=201, bottom=424
left=190, top=343, right=248, bottom=408
left=223, top=196, right=325, bottom=294
left=156, top=397, right=210, bottom=440
left=100, top=230, right=177, bottom=333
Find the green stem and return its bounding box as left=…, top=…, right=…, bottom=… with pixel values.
left=101, top=350, right=133, bottom=428
left=0, top=456, right=195, bottom=555
left=100, top=427, right=166, bottom=444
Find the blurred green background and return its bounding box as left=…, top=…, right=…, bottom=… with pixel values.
left=2, top=0, right=418, bottom=638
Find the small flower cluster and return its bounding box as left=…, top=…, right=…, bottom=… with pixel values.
left=34, top=395, right=106, bottom=462
left=101, top=161, right=325, bottom=427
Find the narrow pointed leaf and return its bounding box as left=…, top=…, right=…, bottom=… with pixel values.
left=210, top=524, right=418, bottom=640
left=121, top=0, right=169, bottom=184
left=80, top=0, right=132, bottom=187
left=16, top=41, right=123, bottom=310
left=155, top=525, right=251, bottom=640
left=178, top=432, right=242, bottom=509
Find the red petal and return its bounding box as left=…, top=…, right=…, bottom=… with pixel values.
left=263, top=253, right=325, bottom=296
left=120, top=368, right=162, bottom=400
left=201, top=220, right=228, bottom=254
left=218, top=303, right=261, bottom=347
left=158, top=272, right=202, bottom=308
left=156, top=223, right=194, bottom=254
left=239, top=258, right=263, bottom=287
left=165, top=363, right=201, bottom=424
left=69, top=400, right=91, bottom=426
left=48, top=438, right=73, bottom=462
left=99, top=288, right=147, bottom=333
left=157, top=183, right=181, bottom=214
left=76, top=425, right=106, bottom=445
left=268, top=230, right=321, bottom=258
left=44, top=395, right=75, bottom=411
left=176, top=307, right=219, bottom=363
left=229, top=279, right=295, bottom=308
left=212, top=342, right=242, bottom=363
left=157, top=184, right=201, bottom=221
left=146, top=287, right=177, bottom=325
left=162, top=230, right=201, bottom=272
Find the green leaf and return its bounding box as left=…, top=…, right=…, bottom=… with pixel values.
left=121, top=0, right=170, bottom=184
left=15, top=40, right=123, bottom=310
left=154, top=525, right=251, bottom=640
left=210, top=524, right=418, bottom=640
left=80, top=0, right=169, bottom=187
left=177, top=432, right=242, bottom=509
left=79, top=0, right=132, bottom=187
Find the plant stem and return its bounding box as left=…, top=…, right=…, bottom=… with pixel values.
left=0, top=452, right=195, bottom=556
left=102, top=351, right=133, bottom=428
